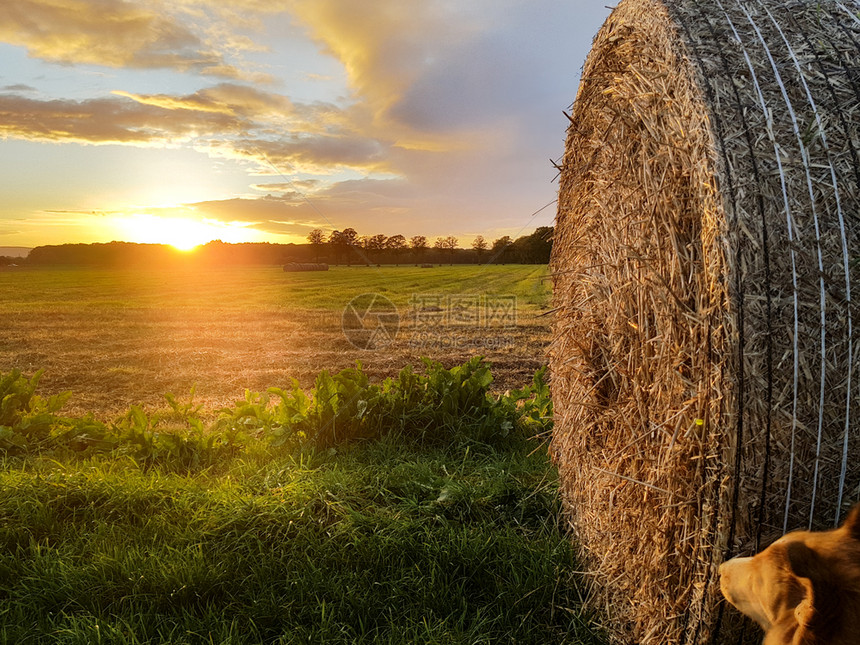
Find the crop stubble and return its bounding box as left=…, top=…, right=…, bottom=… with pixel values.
left=0, top=265, right=550, bottom=418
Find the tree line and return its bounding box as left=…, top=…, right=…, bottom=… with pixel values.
left=1, top=227, right=552, bottom=268
left=308, top=227, right=552, bottom=266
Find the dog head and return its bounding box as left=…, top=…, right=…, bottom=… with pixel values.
left=719, top=505, right=860, bottom=644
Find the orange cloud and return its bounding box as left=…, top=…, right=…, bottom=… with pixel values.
left=0, top=86, right=392, bottom=175
left=0, top=93, right=242, bottom=145
left=286, top=2, right=445, bottom=106
left=249, top=179, right=322, bottom=197
left=187, top=177, right=414, bottom=237
left=111, top=85, right=388, bottom=173
left=224, top=136, right=389, bottom=175
left=284, top=0, right=482, bottom=151
left=0, top=0, right=242, bottom=77
left=116, top=84, right=360, bottom=138
left=114, top=83, right=293, bottom=118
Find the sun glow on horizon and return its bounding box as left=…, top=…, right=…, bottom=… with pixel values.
left=117, top=213, right=265, bottom=251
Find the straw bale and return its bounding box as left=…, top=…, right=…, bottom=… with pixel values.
left=549, top=1, right=860, bottom=643
left=283, top=263, right=329, bottom=272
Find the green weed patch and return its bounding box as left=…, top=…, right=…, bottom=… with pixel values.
left=0, top=358, right=551, bottom=468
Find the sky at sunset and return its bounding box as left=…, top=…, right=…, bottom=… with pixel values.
left=0, top=0, right=611, bottom=250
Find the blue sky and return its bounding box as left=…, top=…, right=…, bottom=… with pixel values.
left=0, top=0, right=610, bottom=249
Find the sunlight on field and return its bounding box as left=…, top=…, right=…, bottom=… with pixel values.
left=0, top=265, right=551, bottom=418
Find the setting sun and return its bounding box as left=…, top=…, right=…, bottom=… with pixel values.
left=117, top=213, right=263, bottom=250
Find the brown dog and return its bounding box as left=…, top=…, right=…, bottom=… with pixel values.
left=719, top=505, right=860, bottom=644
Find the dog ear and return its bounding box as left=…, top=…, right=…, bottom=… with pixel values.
left=785, top=541, right=838, bottom=642
left=840, top=503, right=860, bottom=541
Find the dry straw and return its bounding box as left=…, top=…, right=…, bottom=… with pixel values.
left=283, top=262, right=330, bottom=272
left=549, top=0, right=860, bottom=643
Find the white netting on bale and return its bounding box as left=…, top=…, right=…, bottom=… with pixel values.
left=549, top=1, right=860, bottom=643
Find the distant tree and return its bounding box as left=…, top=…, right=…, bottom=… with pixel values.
left=471, top=235, right=488, bottom=262
left=434, top=238, right=446, bottom=263
left=341, top=228, right=359, bottom=246
left=491, top=236, right=514, bottom=264
left=367, top=234, right=388, bottom=263
left=328, top=230, right=340, bottom=264
left=509, top=227, right=553, bottom=264
left=432, top=237, right=447, bottom=261
left=435, top=236, right=458, bottom=265
left=307, top=229, right=325, bottom=262
left=410, top=235, right=428, bottom=263
left=339, top=228, right=360, bottom=265
left=529, top=226, right=553, bottom=263
left=328, top=230, right=346, bottom=265
left=386, top=234, right=407, bottom=264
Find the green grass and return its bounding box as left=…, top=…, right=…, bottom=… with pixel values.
left=0, top=438, right=602, bottom=645
left=0, top=265, right=551, bottom=312
left=0, top=359, right=603, bottom=644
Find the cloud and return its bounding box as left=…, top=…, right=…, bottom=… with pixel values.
left=0, top=93, right=242, bottom=144
left=118, top=85, right=360, bottom=136
left=177, top=197, right=321, bottom=237
left=114, top=83, right=294, bottom=118
left=285, top=0, right=473, bottom=147
left=186, top=177, right=415, bottom=235
left=2, top=83, right=37, bottom=93
left=225, top=136, right=389, bottom=175
left=42, top=209, right=119, bottom=216
left=288, top=0, right=611, bottom=146
left=0, top=0, right=243, bottom=78
left=0, top=86, right=389, bottom=174
left=274, top=0, right=614, bottom=237
left=250, top=179, right=321, bottom=194
left=110, top=85, right=390, bottom=173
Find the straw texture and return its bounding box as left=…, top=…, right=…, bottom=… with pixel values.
left=549, top=1, right=860, bottom=643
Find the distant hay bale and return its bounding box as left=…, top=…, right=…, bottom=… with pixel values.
left=549, top=1, right=860, bottom=643
left=283, top=263, right=329, bottom=272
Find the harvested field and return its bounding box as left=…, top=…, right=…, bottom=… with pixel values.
left=0, top=265, right=550, bottom=418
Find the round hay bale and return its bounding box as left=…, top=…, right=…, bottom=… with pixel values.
left=549, top=1, right=860, bottom=643
left=283, top=262, right=329, bottom=272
